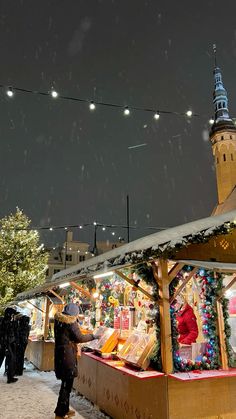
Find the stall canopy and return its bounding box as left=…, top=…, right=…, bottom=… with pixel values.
left=15, top=209, right=236, bottom=302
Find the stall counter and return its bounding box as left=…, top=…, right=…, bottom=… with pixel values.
left=25, top=338, right=54, bottom=371
left=74, top=352, right=167, bottom=419
left=75, top=353, right=236, bottom=419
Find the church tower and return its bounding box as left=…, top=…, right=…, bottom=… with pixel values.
left=210, top=45, right=236, bottom=215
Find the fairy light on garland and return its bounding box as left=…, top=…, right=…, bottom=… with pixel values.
left=0, top=82, right=217, bottom=123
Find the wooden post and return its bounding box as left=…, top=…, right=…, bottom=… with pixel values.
left=152, top=259, right=173, bottom=374
left=44, top=297, right=51, bottom=340
left=216, top=300, right=228, bottom=370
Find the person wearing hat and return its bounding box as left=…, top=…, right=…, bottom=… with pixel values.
left=54, top=303, right=99, bottom=419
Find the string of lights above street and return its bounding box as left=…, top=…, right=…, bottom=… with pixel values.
left=0, top=221, right=167, bottom=234
left=1, top=84, right=216, bottom=124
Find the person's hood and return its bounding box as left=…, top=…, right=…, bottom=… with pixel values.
left=55, top=311, right=77, bottom=324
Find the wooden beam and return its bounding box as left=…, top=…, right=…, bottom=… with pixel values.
left=27, top=300, right=45, bottom=314
left=49, top=289, right=65, bottom=304
left=114, top=270, right=156, bottom=301
left=70, top=281, right=92, bottom=299
left=43, top=297, right=51, bottom=340
left=169, top=267, right=198, bottom=305
left=168, top=262, right=185, bottom=282
left=153, top=259, right=173, bottom=374
left=216, top=300, right=229, bottom=370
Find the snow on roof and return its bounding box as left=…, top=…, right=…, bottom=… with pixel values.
left=16, top=209, right=236, bottom=301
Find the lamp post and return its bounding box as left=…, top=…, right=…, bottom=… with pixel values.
left=64, top=230, right=68, bottom=269
left=93, top=223, right=98, bottom=256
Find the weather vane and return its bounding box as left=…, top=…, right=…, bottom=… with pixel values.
left=213, top=43, right=217, bottom=67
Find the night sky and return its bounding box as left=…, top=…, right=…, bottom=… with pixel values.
left=1, top=0, right=236, bottom=247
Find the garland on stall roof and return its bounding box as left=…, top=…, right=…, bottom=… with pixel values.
left=108, top=221, right=236, bottom=269
left=132, top=263, right=162, bottom=370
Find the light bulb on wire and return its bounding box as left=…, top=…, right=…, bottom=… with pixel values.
left=154, top=112, right=160, bottom=120
left=124, top=106, right=130, bottom=116
left=186, top=110, right=192, bottom=117
left=6, top=87, right=14, bottom=97
left=51, top=90, right=58, bottom=98
left=209, top=118, right=214, bottom=125
left=89, top=101, right=96, bottom=110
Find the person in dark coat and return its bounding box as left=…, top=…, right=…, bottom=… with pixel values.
left=3, top=307, right=18, bottom=383
left=15, top=314, right=30, bottom=376
left=54, top=303, right=96, bottom=419
left=0, top=316, right=5, bottom=369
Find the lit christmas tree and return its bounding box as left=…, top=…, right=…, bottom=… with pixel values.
left=0, top=208, right=48, bottom=309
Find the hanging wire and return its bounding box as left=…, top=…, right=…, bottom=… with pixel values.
left=0, top=83, right=212, bottom=121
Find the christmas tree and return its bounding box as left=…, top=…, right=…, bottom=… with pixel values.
left=0, top=208, right=48, bottom=309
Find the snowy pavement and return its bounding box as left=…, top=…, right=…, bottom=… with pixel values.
left=0, top=362, right=110, bottom=419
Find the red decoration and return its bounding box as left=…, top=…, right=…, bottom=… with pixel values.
left=229, top=296, right=236, bottom=315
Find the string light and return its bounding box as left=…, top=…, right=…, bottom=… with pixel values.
left=0, top=82, right=216, bottom=122
left=89, top=101, right=96, bottom=110
left=209, top=118, right=214, bottom=125
left=124, top=106, right=130, bottom=116
left=51, top=90, right=58, bottom=98
left=6, top=87, right=14, bottom=97
left=0, top=221, right=167, bottom=233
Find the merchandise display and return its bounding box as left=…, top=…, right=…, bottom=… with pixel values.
left=85, top=326, right=119, bottom=353
left=28, top=298, right=45, bottom=340
left=118, top=331, right=156, bottom=370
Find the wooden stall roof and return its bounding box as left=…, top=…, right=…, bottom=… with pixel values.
left=15, top=209, right=236, bottom=302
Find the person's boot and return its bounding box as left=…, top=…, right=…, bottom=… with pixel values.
left=67, top=409, right=75, bottom=416
left=7, top=377, right=18, bottom=384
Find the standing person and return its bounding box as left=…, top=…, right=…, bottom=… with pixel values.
left=15, top=313, right=30, bottom=376
left=3, top=307, right=18, bottom=383
left=0, top=315, right=5, bottom=368
left=54, top=303, right=97, bottom=419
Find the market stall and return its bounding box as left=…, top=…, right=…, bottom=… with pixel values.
left=17, top=277, right=95, bottom=371
left=16, top=209, right=236, bottom=417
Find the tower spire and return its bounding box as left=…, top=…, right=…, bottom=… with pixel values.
left=212, top=44, right=231, bottom=124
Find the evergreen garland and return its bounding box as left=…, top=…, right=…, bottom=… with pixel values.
left=132, top=263, right=162, bottom=370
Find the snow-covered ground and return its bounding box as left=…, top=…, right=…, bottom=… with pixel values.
left=0, top=362, right=110, bottom=419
